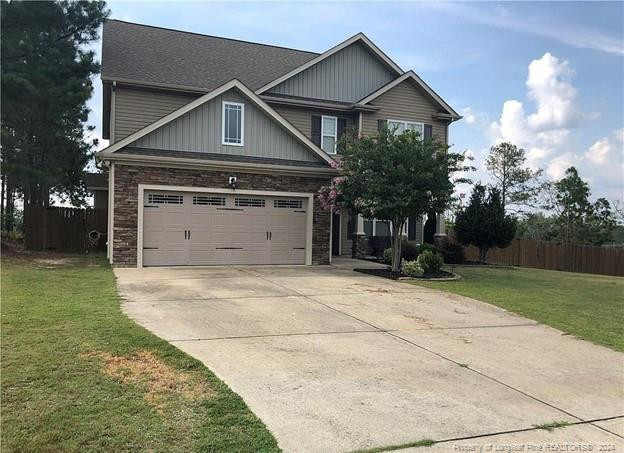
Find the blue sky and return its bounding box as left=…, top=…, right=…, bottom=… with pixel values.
left=89, top=1, right=624, bottom=201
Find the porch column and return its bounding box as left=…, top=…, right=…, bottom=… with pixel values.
left=356, top=213, right=365, bottom=234
left=352, top=213, right=368, bottom=259
left=433, top=213, right=447, bottom=247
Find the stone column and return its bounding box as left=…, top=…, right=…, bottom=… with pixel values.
left=352, top=213, right=368, bottom=259
left=433, top=213, right=447, bottom=247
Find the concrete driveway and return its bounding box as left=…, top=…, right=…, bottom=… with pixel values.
left=115, top=260, right=624, bottom=453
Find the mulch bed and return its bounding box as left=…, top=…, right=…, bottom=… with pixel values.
left=354, top=267, right=457, bottom=280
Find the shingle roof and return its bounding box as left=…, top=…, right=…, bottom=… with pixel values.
left=102, top=20, right=319, bottom=91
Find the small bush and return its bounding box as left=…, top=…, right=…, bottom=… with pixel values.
left=416, top=249, right=443, bottom=274
left=402, top=240, right=420, bottom=261
left=383, top=247, right=393, bottom=264
left=417, top=243, right=438, bottom=255
left=402, top=259, right=424, bottom=278
left=441, top=241, right=465, bottom=264
left=383, top=240, right=421, bottom=264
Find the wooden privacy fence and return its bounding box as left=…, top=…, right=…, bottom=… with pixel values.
left=464, top=238, right=624, bottom=277
left=24, top=206, right=107, bottom=253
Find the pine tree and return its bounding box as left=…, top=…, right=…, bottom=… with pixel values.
left=1, top=1, right=109, bottom=230
left=455, top=184, right=516, bottom=262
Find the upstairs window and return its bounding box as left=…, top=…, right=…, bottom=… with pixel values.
left=321, top=115, right=337, bottom=154
left=387, top=119, right=424, bottom=139
left=222, top=101, right=244, bottom=146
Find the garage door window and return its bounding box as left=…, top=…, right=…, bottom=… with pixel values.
left=274, top=199, right=303, bottom=209
left=148, top=194, right=183, bottom=204
left=193, top=195, right=226, bottom=206
left=235, top=197, right=265, bottom=207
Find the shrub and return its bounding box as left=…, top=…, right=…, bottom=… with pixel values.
left=383, top=247, right=393, bottom=264
left=440, top=241, right=465, bottom=264
left=402, top=259, right=424, bottom=278
left=417, top=243, right=438, bottom=255
left=402, top=240, right=420, bottom=261
left=416, top=249, right=443, bottom=274
left=383, top=240, right=421, bottom=264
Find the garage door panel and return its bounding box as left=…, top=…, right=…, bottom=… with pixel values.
left=143, top=191, right=308, bottom=266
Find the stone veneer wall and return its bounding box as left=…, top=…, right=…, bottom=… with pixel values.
left=112, top=164, right=331, bottom=266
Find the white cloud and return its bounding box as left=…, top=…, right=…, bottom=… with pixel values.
left=489, top=53, right=579, bottom=169
left=526, top=53, right=579, bottom=130
left=487, top=53, right=623, bottom=200
left=586, top=138, right=611, bottom=164
left=461, top=107, right=476, bottom=124
left=427, top=3, right=624, bottom=56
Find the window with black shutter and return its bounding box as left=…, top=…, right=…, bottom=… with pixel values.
left=311, top=116, right=321, bottom=146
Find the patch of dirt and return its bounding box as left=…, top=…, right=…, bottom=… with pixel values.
left=33, top=257, right=82, bottom=267
left=82, top=350, right=214, bottom=414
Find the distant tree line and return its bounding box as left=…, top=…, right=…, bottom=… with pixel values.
left=451, top=142, right=619, bottom=262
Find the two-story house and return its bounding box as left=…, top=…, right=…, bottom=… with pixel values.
left=96, top=20, right=461, bottom=267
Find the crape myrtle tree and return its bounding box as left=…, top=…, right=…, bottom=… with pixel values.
left=318, top=127, right=472, bottom=272
left=1, top=0, right=109, bottom=230
left=455, top=183, right=516, bottom=263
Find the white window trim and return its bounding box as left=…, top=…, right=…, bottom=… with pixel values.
left=321, top=115, right=338, bottom=154
left=222, top=101, right=245, bottom=146
left=387, top=119, right=424, bottom=139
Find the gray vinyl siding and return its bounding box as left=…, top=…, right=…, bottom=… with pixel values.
left=131, top=89, right=320, bottom=162
left=268, top=42, right=395, bottom=103
left=361, top=80, right=448, bottom=144
left=114, top=87, right=198, bottom=142
left=271, top=105, right=355, bottom=140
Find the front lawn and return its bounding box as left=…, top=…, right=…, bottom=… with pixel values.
left=410, top=265, right=624, bottom=352
left=1, top=253, right=279, bottom=452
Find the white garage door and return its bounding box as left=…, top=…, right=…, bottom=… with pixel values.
left=142, top=190, right=308, bottom=266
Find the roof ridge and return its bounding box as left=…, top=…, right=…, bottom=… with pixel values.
left=106, top=19, right=320, bottom=56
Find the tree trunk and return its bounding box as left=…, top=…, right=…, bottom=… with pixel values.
left=479, top=247, right=488, bottom=264
left=1, top=175, right=5, bottom=230
left=391, top=220, right=405, bottom=273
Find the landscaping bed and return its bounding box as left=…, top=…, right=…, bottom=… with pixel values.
left=354, top=267, right=459, bottom=281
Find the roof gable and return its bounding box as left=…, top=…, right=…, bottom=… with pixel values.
left=265, top=41, right=397, bottom=103
left=98, top=80, right=335, bottom=166
left=359, top=71, right=461, bottom=120
left=256, top=33, right=403, bottom=96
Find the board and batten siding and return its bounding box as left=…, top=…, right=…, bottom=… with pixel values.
left=114, top=87, right=199, bottom=143
left=268, top=42, right=395, bottom=103
left=271, top=105, right=355, bottom=141
left=360, top=80, right=448, bottom=144
left=130, top=89, right=320, bottom=163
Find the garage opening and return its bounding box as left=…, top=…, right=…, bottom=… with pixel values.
left=142, top=190, right=308, bottom=266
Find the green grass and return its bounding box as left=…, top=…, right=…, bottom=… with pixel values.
left=1, top=254, right=279, bottom=452
left=411, top=265, right=624, bottom=352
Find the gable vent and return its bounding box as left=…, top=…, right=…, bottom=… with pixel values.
left=274, top=199, right=303, bottom=209
left=235, top=197, right=266, bottom=208
left=148, top=194, right=183, bottom=205
left=193, top=195, right=226, bottom=206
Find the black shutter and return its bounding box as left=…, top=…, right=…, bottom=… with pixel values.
left=377, top=119, right=387, bottom=131
left=424, top=124, right=433, bottom=140
left=337, top=118, right=347, bottom=139
left=311, top=116, right=321, bottom=146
